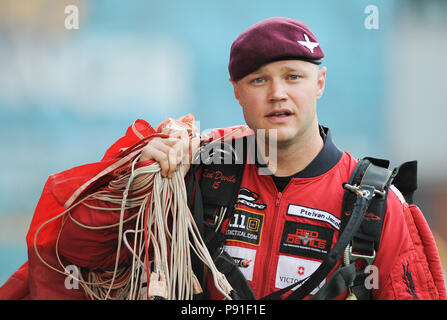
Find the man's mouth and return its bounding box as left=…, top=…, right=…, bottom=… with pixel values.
left=266, top=109, right=293, bottom=118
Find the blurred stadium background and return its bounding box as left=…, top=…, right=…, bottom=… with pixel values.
left=1, top=0, right=446, bottom=290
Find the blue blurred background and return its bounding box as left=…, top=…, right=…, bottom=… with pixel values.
left=1, top=0, right=446, bottom=289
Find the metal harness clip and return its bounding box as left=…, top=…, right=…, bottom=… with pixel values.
left=348, top=245, right=376, bottom=266
left=343, top=183, right=386, bottom=198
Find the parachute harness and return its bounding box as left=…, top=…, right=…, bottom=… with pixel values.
left=34, top=139, right=234, bottom=300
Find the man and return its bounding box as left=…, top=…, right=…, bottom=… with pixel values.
left=0, top=17, right=445, bottom=300
left=139, top=17, right=446, bottom=300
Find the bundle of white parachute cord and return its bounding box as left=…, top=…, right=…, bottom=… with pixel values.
left=84, top=154, right=233, bottom=300
left=34, top=134, right=236, bottom=300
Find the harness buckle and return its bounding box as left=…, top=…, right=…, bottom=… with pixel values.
left=348, top=245, right=376, bottom=265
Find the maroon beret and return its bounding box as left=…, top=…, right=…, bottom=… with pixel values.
left=229, top=17, right=324, bottom=81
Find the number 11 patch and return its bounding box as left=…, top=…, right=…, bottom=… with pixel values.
left=225, top=209, right=264, bottom=246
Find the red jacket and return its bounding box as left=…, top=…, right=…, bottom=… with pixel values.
left=205, top=129, right=446, bottom=299
left=0, top=118, right=445, bottom=300
left=203, top=127, right=446, bottom=300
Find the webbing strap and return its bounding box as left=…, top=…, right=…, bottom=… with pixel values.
left=213, top=250, right=257, bottom=300
left=187, top=139, right=249, bottom=298
left=187, top=164, right=205, bottom=239
left=186, top=164, right=205, bottom=289
left=309, top=263, right=356, bottom=300
left=341, top=159, right=393, bottom=255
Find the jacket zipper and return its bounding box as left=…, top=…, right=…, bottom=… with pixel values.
left=275, top=192, right=283, bottom=207
left=259, top=190, right=283, bottom=297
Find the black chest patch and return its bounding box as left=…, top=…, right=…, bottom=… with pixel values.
left=280, top=221, right=334, bottom=260
left=225, top=209, right=265, bottom=246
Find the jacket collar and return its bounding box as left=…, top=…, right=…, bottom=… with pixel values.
left=292, top=125, right=343, bottom=178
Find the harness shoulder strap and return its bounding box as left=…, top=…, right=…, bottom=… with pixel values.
left=337, top=157, right=395, bottom=300
left=340, top=157, right=393, bottom=256
left=187, top=136, right=257, bottom=299
left=316, top=158, right=424, bottom=300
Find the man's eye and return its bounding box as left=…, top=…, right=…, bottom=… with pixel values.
left=288, top=74, right=300, bottom=80
left=252, top=77, right=265, bottom=84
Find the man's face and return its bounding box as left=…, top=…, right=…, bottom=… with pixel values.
left=232, top=60, right=326, bottom=149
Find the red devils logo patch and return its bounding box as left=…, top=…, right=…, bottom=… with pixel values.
left=280, top=221, right=334, bottom=260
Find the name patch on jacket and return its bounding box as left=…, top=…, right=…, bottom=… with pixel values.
left=280, top=222, right=333, bottom=260
left=225, top=209, right=264, bottom=246
left=287, top=204, right=340, bottom=230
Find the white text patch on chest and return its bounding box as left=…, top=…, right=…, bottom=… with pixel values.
left=275, top=255, right=325, bottom=295
left=287, top=204, right=340, bottom=230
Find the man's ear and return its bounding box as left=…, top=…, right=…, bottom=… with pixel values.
left=230, top=79, right=242, bottom=105
left=316, top=66, right=327, bottom=100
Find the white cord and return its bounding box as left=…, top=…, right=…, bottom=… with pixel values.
left=33, top=148, right=234, bottom=300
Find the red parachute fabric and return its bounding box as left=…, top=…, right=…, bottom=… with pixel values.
left=0, top=113, right=241, bottom=300
left=404, top=204, right=447, bottom=299
left=0, top=262, right=29, bottom=300
left=0, top=118, right=159, bottom=299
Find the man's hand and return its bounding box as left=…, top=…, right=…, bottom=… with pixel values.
left=140, top=129, right=200, bottom=178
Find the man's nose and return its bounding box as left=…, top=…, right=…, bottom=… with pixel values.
left=268, top=79, right=288, bottom=102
